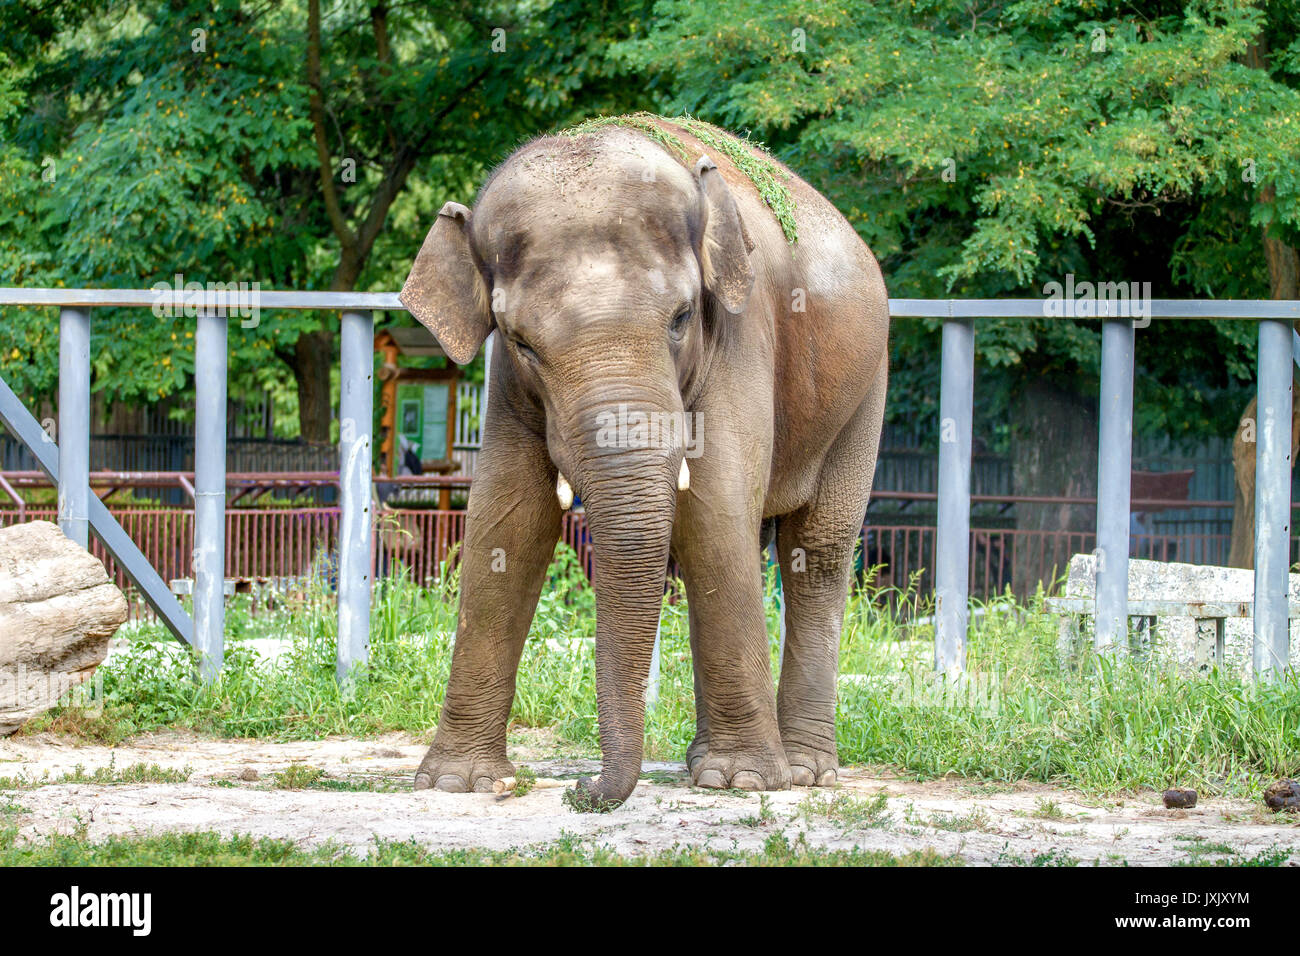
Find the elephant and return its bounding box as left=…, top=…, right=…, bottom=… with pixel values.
left=399, top=114, right=889, bottom=810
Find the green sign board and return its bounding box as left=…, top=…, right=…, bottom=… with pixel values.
left=396, top=381, right=451, bottom=462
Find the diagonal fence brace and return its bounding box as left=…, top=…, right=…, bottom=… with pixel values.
left=0, top=373, right=194, bottom=644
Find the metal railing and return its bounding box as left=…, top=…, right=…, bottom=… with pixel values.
left=918, top=299, right=1299, bottom=680
left=1, top=289, right=1297, bottom=681
left=6, top=491, right=1287, bottom=617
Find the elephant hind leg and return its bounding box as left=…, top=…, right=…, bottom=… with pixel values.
left=775, top=364, right=886, bottom=786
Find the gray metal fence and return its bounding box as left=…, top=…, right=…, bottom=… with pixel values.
left=0, top=289, right=1296, bottom=682
left=905, top=298, right=1300, bottom=681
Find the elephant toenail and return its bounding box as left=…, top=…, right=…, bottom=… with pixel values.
left=434, top=774, right=469, bottom=792
left=696, top=769, right=727, bottom=789
left=731, top=771, right=765, bottom=790
left=413, top=772, right=432, bottom=791
left=816, top=770, right=838, bottom=787
left=472, top=777, right=496, bottom=793
left=790, top=765, right=816, bottom=787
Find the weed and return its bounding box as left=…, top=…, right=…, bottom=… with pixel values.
left=273, top=765, right=324, bottom=790
left=1032, top=798, right=1068, bottom=821
left=799, top=791, right=892, bottom=830
left=995, top=845, right=1081, bottom=867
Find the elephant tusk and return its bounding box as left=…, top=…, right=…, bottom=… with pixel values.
left=556, top=472, right=574, bottom=510
left=678, top=458, right=691, bottom=492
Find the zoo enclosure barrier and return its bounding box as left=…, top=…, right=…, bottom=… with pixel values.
left=0, top=290, right=1296, bottom=681
left=2, top=482, right=1292, bottom=618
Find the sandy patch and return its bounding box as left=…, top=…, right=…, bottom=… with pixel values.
left=2, top=731, right=1297, bottom=865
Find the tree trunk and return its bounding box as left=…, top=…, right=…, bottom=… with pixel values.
left=291, top=327, right=335, bottom=443
left=1228, top=371, right=1300, bottom=569
left=1227, top=186, right=1300, bottom=568
left=292, top=0, right=488, bottom=441
left=289, top=234, right=367, bottom=443
left=1229, top=37, right=1300, bottom=568
left=1009, top=378, right=1099, bottom=597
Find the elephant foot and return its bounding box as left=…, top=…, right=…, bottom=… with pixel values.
left=686, top=732, right=709, bottom=777
left=413, top=747, right=514, bottom=793
left=783, top=744, right=838, bottom=788
left=691, top=745, right=792, bottom=792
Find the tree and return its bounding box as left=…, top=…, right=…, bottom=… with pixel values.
left=613, top=0, right=1300, bottom=584
left=0, top=0, right=654, bottom=440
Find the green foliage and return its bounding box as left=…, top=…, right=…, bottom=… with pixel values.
left=0, top=0, right=657, bottom=421
left=614, top=0, right=1300, bottom=441
left=4, top=0, right=1297, bottom=441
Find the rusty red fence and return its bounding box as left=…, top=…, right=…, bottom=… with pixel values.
left=7, top=502, right=1291, bottom=622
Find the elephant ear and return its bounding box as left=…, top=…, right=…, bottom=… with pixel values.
left=694, top=156, right=756, bottom=315
left=399, top=201, right=492, bottom=366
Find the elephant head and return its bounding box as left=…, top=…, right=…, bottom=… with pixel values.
left=400, top=134, right=755, bottom=808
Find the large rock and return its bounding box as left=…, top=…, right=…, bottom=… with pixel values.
left=0, top=520, right=127, bottom=734
left=1060, top=554, right=1300, bottom=677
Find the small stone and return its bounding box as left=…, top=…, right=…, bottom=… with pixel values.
left=1263, top=779, right=1299, bottom=813
left=1162, top=788, right=1197, bottom=809
left=238, top=767, right=259, bottom=782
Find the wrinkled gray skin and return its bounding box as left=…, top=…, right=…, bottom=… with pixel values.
left=400, top=118, right=889, bottom=810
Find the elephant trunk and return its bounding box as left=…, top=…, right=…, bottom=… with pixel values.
left=562, top=413, right=681, bottom=811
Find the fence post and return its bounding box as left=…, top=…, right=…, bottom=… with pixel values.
left=1094, top=318, right=1135, bottom=652
left=193, top=309, right=228, bottom=681
left=1254, top=318, right=1293, bottom=679
left=57, top=307, right=90, bottom=549
left=935, top=317, right=973, bottom=675
left=337, top=309, right=374, bottom=685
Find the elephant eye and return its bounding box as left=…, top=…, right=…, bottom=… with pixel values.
left=669, top=307, right=692, bottom=340
left=511, top=336, right=539, bottom=363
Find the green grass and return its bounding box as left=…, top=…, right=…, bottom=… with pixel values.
left=797, top=791, right=892, bottom=830
left=924, top=807, right=995, bottom=833
left=994, top=846, right=1081, bottom=867
left=272, top=764, right=324, bottom=789
left=25, top=544, right=1300, bottom=800
left=1030, top=798, right=1069, bottom=821
left=0, top=825, right=957, bottom=867
left=0, top=762, right=190, bottom=791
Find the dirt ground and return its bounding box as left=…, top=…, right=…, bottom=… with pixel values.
left=2, top=729, right=1297, bottom=865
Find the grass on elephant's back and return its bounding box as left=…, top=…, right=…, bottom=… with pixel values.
left=31, top=544, right=1300, bottom=799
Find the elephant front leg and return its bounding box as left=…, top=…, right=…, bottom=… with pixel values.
left=415, top=423, right=561, bottom=793
left=675, top=502, right=791, bottom=792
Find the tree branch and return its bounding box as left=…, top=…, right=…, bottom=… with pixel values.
left=343, top=66, right=491, bottom=285
left=307, top=0, right=356, bottom=253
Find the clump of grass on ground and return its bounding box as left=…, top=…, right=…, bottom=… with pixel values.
left=32, top=544, right=1300, bottom=801
left=0, top=762, right=190, bottom=791
left=272, top=765, right=324, bottom=790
